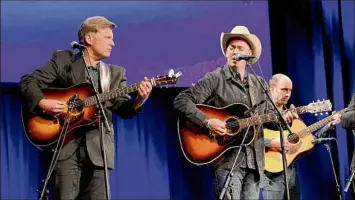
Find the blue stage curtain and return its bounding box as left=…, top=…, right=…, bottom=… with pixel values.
left=0, top=84, right=44, bottom=199
left=110, top=88, right=214, bottom=199
left=0, top=84, right=214, bottom=199
left=1, top=1, right=354, bottom=198
left=269, top=0, right=354, bottom=199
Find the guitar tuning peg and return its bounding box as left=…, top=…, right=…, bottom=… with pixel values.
left=315, top=113, right=318, bottom=116
left=320, top=113, right=323, bottom=115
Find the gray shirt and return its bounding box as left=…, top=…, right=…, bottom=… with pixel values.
left=228, top=66, right=257, bottom=169
left=85, top=64, right=100, bottom=93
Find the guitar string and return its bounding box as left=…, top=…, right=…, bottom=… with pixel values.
left=69, top=83, right=140, bottom=109
left=224, top=106, right=325, bottom=142
left=224, top=110, right=286, bottom=130
left=282, top=108, right=348, bottom=142
left=69, top=77, right=172, bottom=108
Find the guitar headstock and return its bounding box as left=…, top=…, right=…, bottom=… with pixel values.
left=152, top=69, right=182, bottom=87
left=306, top=99, right=332, bottom=115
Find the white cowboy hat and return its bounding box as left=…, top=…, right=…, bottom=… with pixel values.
left=220, top=26, right=262, bottom=64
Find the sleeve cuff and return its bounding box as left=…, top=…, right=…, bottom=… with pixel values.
left=264, top=138, right=272, bottom=148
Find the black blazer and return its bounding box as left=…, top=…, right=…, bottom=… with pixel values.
left=19, top=50, right=140, bottom=169
left=342, top=93, right=355, bottom=130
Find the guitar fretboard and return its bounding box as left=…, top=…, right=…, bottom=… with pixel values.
left=297, top=108, right=349, bottom=138
left=238, top=106, right=309, bottom=128
left=81, top=80, right=155, bottom=107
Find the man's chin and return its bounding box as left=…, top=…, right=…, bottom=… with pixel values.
left=102, top=53, right=110, bottom=59
left=282, top=100, right=289, bottom=104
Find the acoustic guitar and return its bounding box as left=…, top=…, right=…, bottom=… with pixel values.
left=177, top=100, right=332, bottom=165
left=22, top=70, right=182, bottom=149
left=264, top=107, right=349, bottom=173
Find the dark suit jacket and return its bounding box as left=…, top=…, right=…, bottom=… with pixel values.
left=19, top=50, right=141, bottom=169
left=342, top=93, right=355, bottom=130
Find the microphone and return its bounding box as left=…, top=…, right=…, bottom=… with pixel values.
left=312, top=137, right=334, bottom=145
left=234, top=53, right=256, bottom=61
left=244, top=100, right=266, bottom=116
left=344, top=170, right=355, bottom=192
left=70, top=41, right=86, bottom=50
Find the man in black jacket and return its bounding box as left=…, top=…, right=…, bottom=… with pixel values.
left=174, top=25, right=297, bottom=200
left=20, top=16, right=152, bottom=199
left=343, top=93, right=355, bottom=192
left=342, top=93, right=355, bottom=130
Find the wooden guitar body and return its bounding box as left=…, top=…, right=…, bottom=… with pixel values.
left=22, top=83, right=99, bottom=148
left=21, top=70, right=182, bottom=149
left=178, top=103, right=257, bottom=165
left=177, top=100, right=332, bottom=166
left=264, top=119, right=315, bottom=173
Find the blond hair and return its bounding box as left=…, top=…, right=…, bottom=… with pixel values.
left=78, top=16, right=116, bottom=45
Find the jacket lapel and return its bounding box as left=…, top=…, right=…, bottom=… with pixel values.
left=248, top=77, right=257, bottom=106
left=70, top=53, right=87, bottom=84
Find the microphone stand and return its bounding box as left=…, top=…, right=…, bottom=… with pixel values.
left=247, top=63, right=291, bottom=200
left=82, top=50, right=111, bottom=200
left=39, top=95, right=78, bottom=200
left=323, top=142, right=342, bottom=200
left=219, top=125, right=252, bottom=200
left=344, top=170, right=355, bottom=194
left=344, top=148, right=355, bottom=194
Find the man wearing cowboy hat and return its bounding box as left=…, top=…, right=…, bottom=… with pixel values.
left=174, top=26, right=297, bottom=199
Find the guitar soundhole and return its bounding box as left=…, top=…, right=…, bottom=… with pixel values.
left=225, top=117, right=240, bottom=133
left=287, top=133, right=299, bottom=144
left=58, top=97, right=85, bottom=126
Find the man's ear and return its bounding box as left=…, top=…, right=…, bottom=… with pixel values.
left=84, top=33, right=93, bottom=45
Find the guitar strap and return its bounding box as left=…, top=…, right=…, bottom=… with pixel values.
left=99, top=61, right=111, bottom=93
left=248, top=78, right=260, bottom=145
left=249, top=86, right=257, bottom=109
left=99, top=61, right=113, bottom=134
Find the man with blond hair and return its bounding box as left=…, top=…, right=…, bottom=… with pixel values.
left=20, top=16, right=152, bottom=199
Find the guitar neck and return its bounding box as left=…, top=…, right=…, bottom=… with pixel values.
left=239, top=105, right=309, bottom=128
left=83, top=81, right=151, bottom=107
left=298, top=108, right=348, bottom=137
